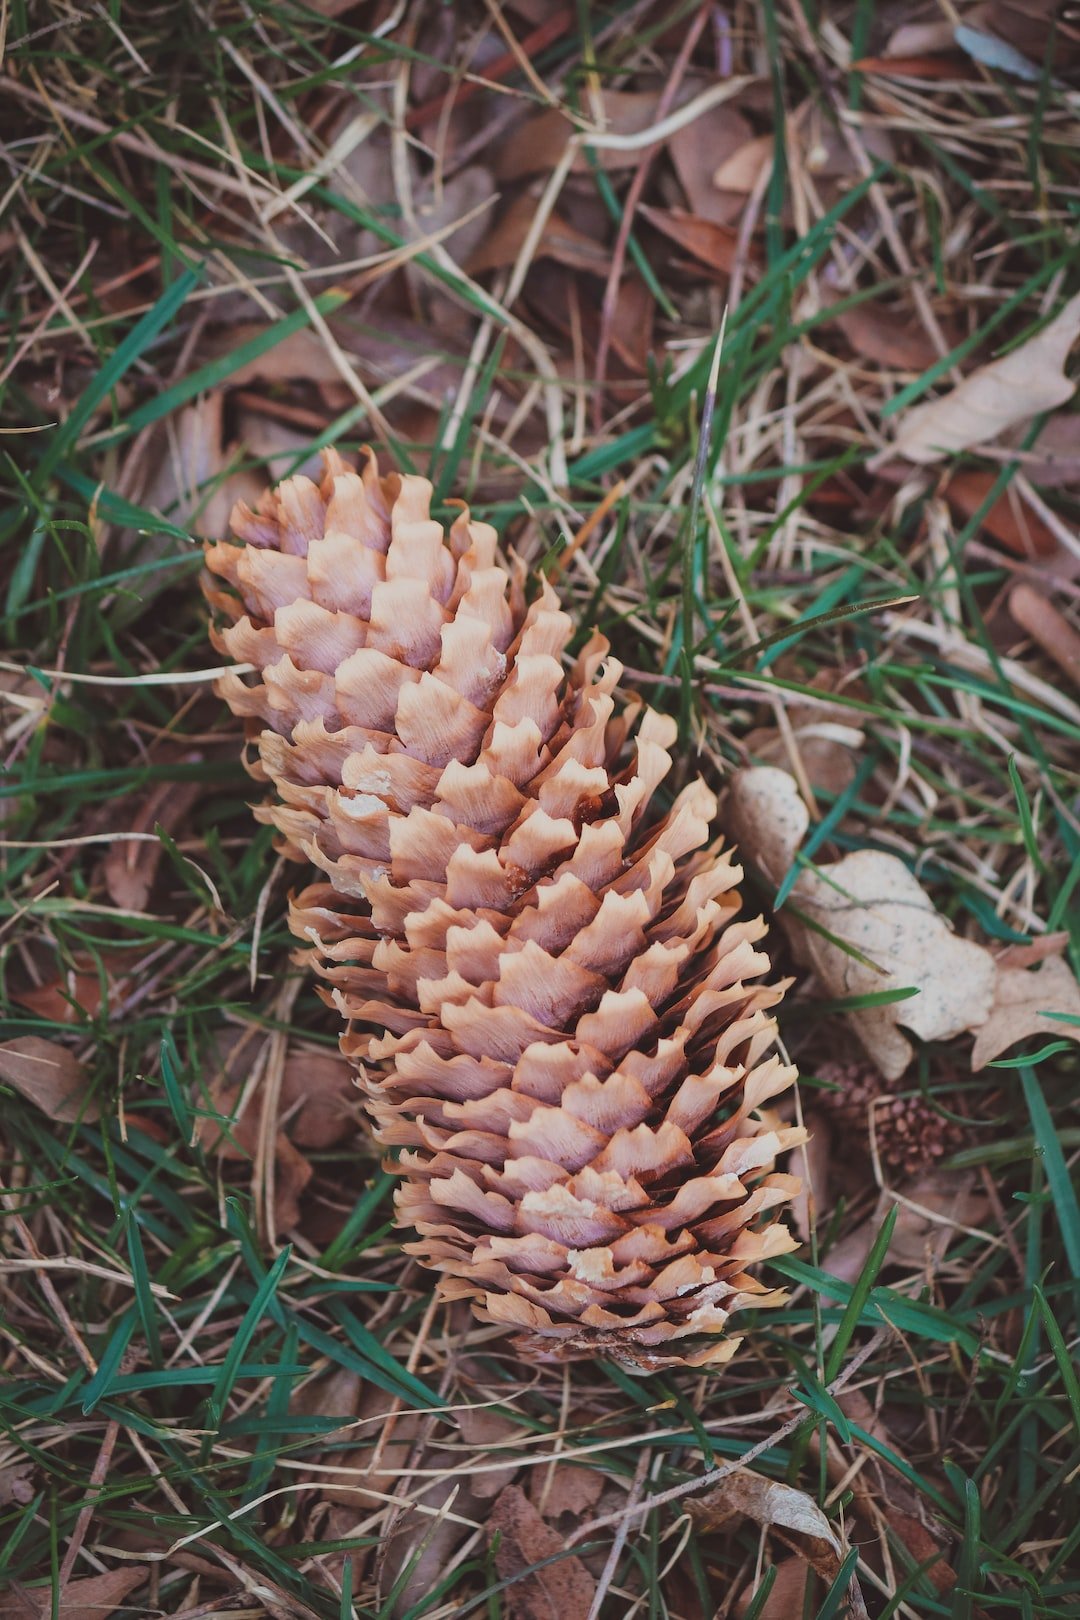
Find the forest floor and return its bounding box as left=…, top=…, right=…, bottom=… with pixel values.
left=1, top=2, right=1079, bottom=1617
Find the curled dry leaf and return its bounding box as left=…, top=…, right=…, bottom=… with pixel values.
left=727, top=767, right=997, bottom=1078
left=0, top=1037, right=98, bottom=1123
left=486, top=1484, right=596, bottom=1620
left=970, top=955, right=1080, bottom=1070
left=891, top=291, right=1080, bottom=463
left=690, top=1469, right=867, bottom=1617
left=689, top=1469, right=840, bottom=1557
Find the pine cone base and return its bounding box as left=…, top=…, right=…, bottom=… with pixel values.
left=205, top=450, right=803, bottom=1368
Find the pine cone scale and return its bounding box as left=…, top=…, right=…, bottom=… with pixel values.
left=206, top=450, right=802, bottom=1368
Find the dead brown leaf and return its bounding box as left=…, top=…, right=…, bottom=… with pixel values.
left=712, top=133, right=772, bottom=194
left=103, top=773, right=202, bottom=912
left=487, top=1484, right=596, bottom=1619
left=943, top=468, right=1059, bottom=559
left=737, top=1557, right=809, bottom=1618
left=638, top=204, right=740, bottom=275
left=892, top=292, right=1080, bottom=463
left=0, top=1457, right=34, bottom=1508
left=995, top=932, right=1071, bottom=970
left=495, top=91, right=668, bottom=179
left=198, top=1036, right=358, bottom=1228
left=1023, top=413, right=1080, bottom=488
left=467, top=193, right=609, bottom=279
left=668, top=101, right=753, bottom=224
left=825, top=1172, right=990, bottom=1287
left=970, top=955, right=1080, bottom=1070
left=0, top=1567, right=149, bottom=1620
left=743, top=671, right=864, bottom=796
left=453, top=1408, right=522, bottom=1500
left=832, top=301, right=943, bottom=373
left=1009, top=584, right=1080, bottom=689
left=528, top=1462, right=608, bottom=1520
left=11, top=960, right=116, bottom=1025
left=139, top=394, right=264, bottom=542
left=727, top=767, right=997, bottom=1078
left=689, top=1470, right=867, bottom=1616
left=280, top=1047, right=360, bottom=1150
left=889, top=1510, right=957, bottom=1594
left=607, top=273, right=655, bottom=374
left=0, top=1038, right=98, bottom=1123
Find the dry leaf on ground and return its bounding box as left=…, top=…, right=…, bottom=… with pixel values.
left=970, top=955, right=1080, bottom=1069
left=198, top=1037, right=360, bottom=1227
left=727, top=767, right=997, bottom=1078
left=486, top=1484, right=596, bottom=1620
left=825, top=1171, right=990, bottom=1286
left=690, top=1470, right=867, bottom=1617
left=638, top=203, right=740, bottom=276
left=1023, top=412, right=1080, bottom=488
left=891, top=292, right=1080, bottom=463
left=831, top=300, right=943, bottom=372
left=0, top=1567, right=149, bottom=1620
left=668, top=101, right=753, bottom=223
left=528, top=1462, right=608, bottom=1520
left=713, top=133, right=773, bottom=194
left=138, top=395, right=264, bottom=541
left=689, top=1470, right=840, bottom=1557
left=1009, top=584, right=1080, bottom=689
left=995, top=932, right=1071, bottom=969
left=738, top=1556, right=810, bottom=1619
left=943, top=468, right=1059, bottom=559
left=103, top=773, right=202, bottom=911
left=0, top=1038, right=98, bottom=1123
left=743, top=670, right=864, bottom=796
left=11, top=956, right=127, bottom=1025
left=495, top=89, right=672, bottom=178
left=467, top=193, right=609, bottom=279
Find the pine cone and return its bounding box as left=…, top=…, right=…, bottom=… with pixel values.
left=204, top=450, right=803, bottom=1369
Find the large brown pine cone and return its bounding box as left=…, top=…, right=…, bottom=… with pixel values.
left=204, top=449, right=803, bottom=1369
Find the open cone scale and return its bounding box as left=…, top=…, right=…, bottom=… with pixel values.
left=204, top=449, right=803, bottom=1369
